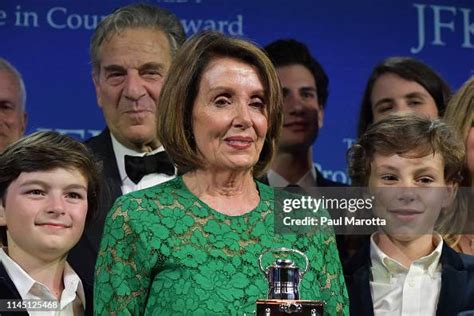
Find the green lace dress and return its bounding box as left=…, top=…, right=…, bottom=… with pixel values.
left=94, top=176, right=349, bottom=315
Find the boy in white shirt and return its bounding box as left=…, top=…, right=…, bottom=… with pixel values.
left=344, top=114, right=474, bottom=316
left=0, top=131, right=100, bottom=315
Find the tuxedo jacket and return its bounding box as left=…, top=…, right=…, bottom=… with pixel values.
left=344, top=240, right=474, bottom=316
left=69, top=129, right=122, bottom=290
left=0, top=262, right=93, bottom=316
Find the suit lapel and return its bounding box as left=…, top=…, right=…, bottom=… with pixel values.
left=315, top=168, right=329, bottom=187
left=344, top=242, right=375, bottom=316
left=436, top=244, right=467, bottom=316
left=85, top=128, right=122, bottom=201
left=0, top=263, right=29, bottom=315
left=84, top=129, right=122, bottom=252
left=0, top=262, right=22, bottom=299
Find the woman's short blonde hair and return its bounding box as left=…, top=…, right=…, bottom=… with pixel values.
left=442, top=77, right=474, bottom=248
left=444, top=77, right=474, bottom=186
left=157, top=31, right=283, bottom=177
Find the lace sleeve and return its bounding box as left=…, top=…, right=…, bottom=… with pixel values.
left=94, top=195, right=153, bottom=315
left=314, top=229, right=350, bottom=315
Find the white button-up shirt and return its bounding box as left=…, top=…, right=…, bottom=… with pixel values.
left=0, top=249, right=85, bottom=315
left=369, top=233, right=443, bottom=316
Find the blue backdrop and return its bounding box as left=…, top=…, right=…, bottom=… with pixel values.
left=1, top=0, right=473, bottom=183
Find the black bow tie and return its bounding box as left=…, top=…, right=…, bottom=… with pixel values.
left=124, top=152, right=175, bottom=184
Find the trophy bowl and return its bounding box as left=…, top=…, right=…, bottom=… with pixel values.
left=255, top=248, right=325, bottom=315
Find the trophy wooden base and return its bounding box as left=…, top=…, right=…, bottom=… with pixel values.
left=255, top=299, right=324, bottom=315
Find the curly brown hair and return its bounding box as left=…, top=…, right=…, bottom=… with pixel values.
left=348, top=114, right=464, bottom=187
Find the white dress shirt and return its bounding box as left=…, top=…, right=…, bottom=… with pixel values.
left=0, top=249, right=85, bottom=315
left=267, top=166, right=318, bottom=187
left=110, top=134, right=176, bottom=194
left=369, top=233, right=443, bottom=316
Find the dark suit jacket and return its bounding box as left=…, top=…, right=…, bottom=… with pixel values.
left=0, top=262, right=93, bottom=315
left=344, top=240, right=474, bottom=316
left=69, top=129, right=122, bottom=290
left=313, top=168, right=348, bottom=187
left=0, top=262, right=27, bottom=316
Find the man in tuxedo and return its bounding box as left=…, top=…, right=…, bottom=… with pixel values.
left=0, top=58, right=27, bottom=152
left=69, top=3, right=186, bottom=287
left=262, top=39, right=343, bottom=187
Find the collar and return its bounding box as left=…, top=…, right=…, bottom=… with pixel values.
left=110, top=133, right=165, bottom=183
left=63, top=261, right=86, bottom=309
left=0, top=248, right=35, bottom=299
left=0, top=249, right=86, bottom=308
left=267, top=166, right=317, bottom=187
left=370, top=232, right=443, bottom=278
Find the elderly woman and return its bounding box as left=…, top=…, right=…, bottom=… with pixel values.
left=94, top=31, right=348, bottom=315
left=357, top=57, right=451, bottom=137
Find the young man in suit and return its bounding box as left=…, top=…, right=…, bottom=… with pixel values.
left=262, top=39, right=344, bottom=187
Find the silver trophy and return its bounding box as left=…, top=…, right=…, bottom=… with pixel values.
left=255, top=248, right=324, bottom=316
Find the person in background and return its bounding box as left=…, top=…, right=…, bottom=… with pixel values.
left=0, top=58, right=27, bottom=152
left=0, top=131, right=100, bottom=315
left=442, top=77, right=474, bottom=254
left=261, top=40, right=352, bottom=261
left=262, top=39, right=345, bottom=187
left=94, top=31, right=349, bottom=315
left=357, top=57, right=450, bottom=137
left=68, top=3, right=186, bottom=288
left=345, top=114, right=474, bottom=316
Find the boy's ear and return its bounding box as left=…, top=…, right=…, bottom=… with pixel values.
left=441, top=183, right=458, bottom=209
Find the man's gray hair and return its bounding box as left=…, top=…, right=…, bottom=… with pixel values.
left=0, top=58, right=27, bottom=112
left=90, top=3, right=186, bottom=73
